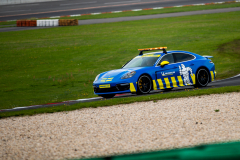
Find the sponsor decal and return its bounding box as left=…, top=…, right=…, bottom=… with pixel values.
left=161, top=71, right=175, bottom=76
left=99, top=84, right=110, bottom=88
left=101, top=77, right=114, bottom=82
left=179, top=64, right=193, bottom=85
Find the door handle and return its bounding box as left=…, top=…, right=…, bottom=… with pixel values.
left=190, top=63, right=194, bottom=66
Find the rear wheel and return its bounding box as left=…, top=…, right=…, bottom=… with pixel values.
left=137, top=75, right=152, bottom=95
left=195, top=68, right=210, bottom=87
left=101, top=94, right=115, bottom=98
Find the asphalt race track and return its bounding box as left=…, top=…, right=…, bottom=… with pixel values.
left=1, top=74, right=240, bottom=112
left=1, top=7, right=240, bottom=32
left=0, top=0, right=231, bottom=21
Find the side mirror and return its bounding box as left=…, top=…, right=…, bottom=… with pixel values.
left=160, top=61, right=169, bottom=67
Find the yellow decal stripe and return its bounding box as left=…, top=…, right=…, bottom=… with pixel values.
left=164, top=78, right=171, bottom=88
left=177, top=76, right=184, bottom=86
left=130, top=83, right=136, bottom=92
left=171, top=77, right=178, bottom=88
left=152, top=80, right=157, bottom=90
left=190, top=74, right=196, bottom=84
left=210, top=71, right=214, bottom=82
left=157, top=78, right=164, bottom=89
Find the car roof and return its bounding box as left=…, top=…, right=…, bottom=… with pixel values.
left=136, top=51, right=201, bottom=61
left=138, top=50, right=195, bottom=56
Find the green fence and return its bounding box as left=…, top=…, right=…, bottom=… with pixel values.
left=77, top=141, right=240, bottom=160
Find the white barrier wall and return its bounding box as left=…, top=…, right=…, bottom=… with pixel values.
left=37, top=19, right=59, bottom=27
left=0, top=0, right=60, bottom=5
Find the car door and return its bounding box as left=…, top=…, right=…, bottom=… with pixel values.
left=155, top=53, right=180, bottom=89
left=173, top=53, right=196, bottom=86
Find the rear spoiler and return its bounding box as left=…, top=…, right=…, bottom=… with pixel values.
left=138, top=47, right=167, bottom=55
left=203, top=56, right=213, bottom=59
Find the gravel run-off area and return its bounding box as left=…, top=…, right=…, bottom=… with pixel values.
left=1, top=92, right=240, bottom=160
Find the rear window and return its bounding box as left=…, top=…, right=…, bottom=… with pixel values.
left=174, top=53, right=195, bottom=63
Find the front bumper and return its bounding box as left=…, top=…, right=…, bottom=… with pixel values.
left=93, top=83, right=136, bottom=95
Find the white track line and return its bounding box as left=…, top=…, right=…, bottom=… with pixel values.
left=60, top=1, right=97, bottom=6
left=91, top=12, right=101, bottom=15
left=174, top=5, right=183, bottom=7
left=70, top=14, right=81, bottom=17
left=132, top=9, right=142, bottom=11
left=111, top=11, right=122, bottom=13
left=105, top=0, right=141, bottom=5
left=153, top=7, right=163, bottom=9
left=76, top=97, right=102, bottom=101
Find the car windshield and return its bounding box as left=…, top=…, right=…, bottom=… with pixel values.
left=122, top=56, right=160, bottom=68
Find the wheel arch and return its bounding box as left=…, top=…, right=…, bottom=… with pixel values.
left=196, top=66, right=211, bottom=82
left=136, top=73, right=153, bottom=93
left=140, top=73, right=154, bottom=89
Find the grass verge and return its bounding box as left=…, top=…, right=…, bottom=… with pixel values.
left=0, top=24, right=16, bottom=28
left=1, top=85, right=240, bottom=118
left=0, top=11, right=240, bottom=109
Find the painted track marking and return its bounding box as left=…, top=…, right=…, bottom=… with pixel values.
left=60, top=1, right=97, bottom=6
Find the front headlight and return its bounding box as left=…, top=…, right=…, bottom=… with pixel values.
left=94, top=74, right=100, bottom=82
left=121, top=71, right=136, bottom=79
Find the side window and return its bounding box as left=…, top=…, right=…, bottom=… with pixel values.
left=159, top=54, right=174, bottom=65
left=173, top=53, right=195, bottom=63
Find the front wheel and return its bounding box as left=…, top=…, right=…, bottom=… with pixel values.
left=137, top=75, right=152, bottom=95
left=195, top=68, right=210, bottom=87
left=101, top=94, right=115, bottom=98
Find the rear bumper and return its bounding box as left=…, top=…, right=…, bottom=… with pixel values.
left=210, top=70, right=217, bottom=82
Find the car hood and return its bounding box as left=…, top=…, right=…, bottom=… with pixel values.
left=97, top=67, right=143, bottom=82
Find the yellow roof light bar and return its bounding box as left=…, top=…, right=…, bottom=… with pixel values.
left=138, top=47, right=167, bottom=51
left=138, top=47, right=167, bottom=55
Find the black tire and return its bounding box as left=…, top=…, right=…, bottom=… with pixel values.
left=101, top=94, right=115, bottom=98
left=137, top=75, right=152, bottom=95
left=195, top=68, right=210, bottom=87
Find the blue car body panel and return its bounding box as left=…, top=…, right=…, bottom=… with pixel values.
left=93, top=51, right=216, bottom=95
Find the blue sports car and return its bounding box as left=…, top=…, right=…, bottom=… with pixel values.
left=93, top=47, right=216, bottom=98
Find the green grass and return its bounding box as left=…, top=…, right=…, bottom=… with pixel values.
left=1, top=85, right=240, bottom=118
left=0, top=21, right=16, bottom=25
left=0, top=11, right=240, bottom=110
left=214, top=39, right=240, bottom=79
left=0, top=25, right=16, bottom=28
